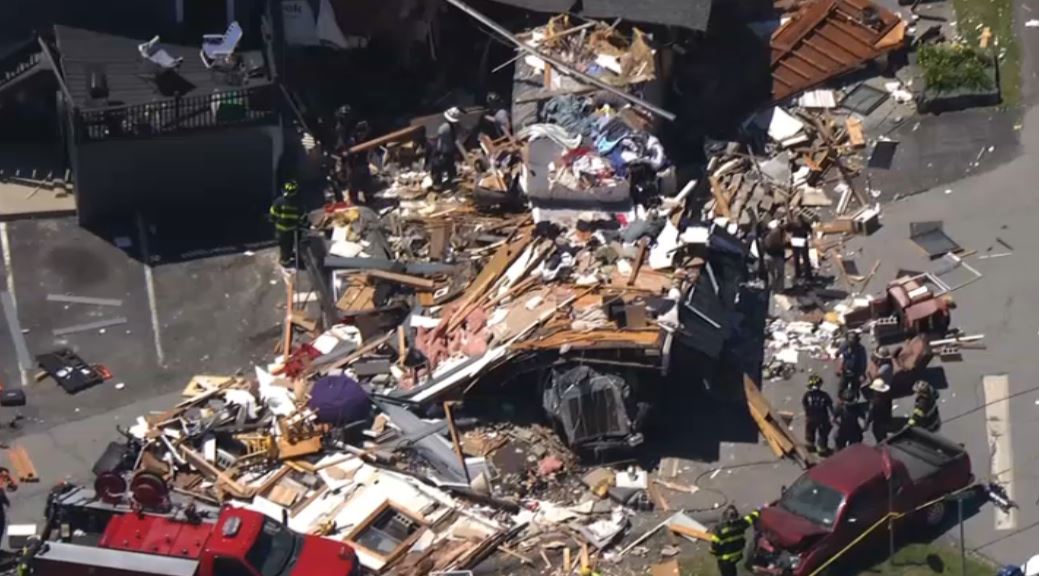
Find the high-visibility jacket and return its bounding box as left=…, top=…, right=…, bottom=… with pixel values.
left=270, top=193, right=301, bottom=234
left=909, top=392, right=940, bottom=431
left=710, top=510, right=760, bottom=563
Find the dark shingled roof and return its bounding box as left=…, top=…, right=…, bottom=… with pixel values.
left=488, top=0, right=712, bottom=31
left=582, top=0, right=712, bottom=31
left=54, top=25, right=267, bottom=109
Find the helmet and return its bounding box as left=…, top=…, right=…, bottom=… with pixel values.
left=913, top=380, right=932, bottom=395
left=807, top=374, right=823, bottom=388
left=334, top=104, right=352, bottom=121
left=283, top=181, right=299, bottom=195
left=354, top=120, right=370, bottom=137
left=444, top=106, right=463, bottom=124
left=722, top=505, right=739, bottom=522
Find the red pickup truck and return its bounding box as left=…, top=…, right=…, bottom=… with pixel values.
left=751, top=427, right=973, bottom=576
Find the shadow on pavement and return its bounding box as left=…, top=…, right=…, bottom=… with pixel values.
left=81, top=207, right=275, bottom=265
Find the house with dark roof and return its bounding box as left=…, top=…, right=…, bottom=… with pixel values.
left=484, top=0, right=714, bottom=32
left=29, top=25, right=282, bottom=224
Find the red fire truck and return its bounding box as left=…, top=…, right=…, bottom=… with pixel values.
left=22, top=485, right=358, bottom=576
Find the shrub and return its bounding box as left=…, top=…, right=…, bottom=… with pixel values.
left=918, top=43, right=994, bottom=93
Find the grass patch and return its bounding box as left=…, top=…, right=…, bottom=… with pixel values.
left=668, top=543, right=997, bottom=576
left=861, top=543, right=997, bottom=576
left=953, top=0, right=1020, bottom=106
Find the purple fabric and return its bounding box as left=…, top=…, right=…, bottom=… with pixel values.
left=308, top=375, right=370, bottom=425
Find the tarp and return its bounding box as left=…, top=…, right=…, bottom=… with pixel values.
left=487, top=0, right=712, bottom=31
left=308, top=375, right=371, bottom=424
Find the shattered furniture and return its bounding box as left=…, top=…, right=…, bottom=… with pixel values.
left=866, top=334, right=933, bottom=393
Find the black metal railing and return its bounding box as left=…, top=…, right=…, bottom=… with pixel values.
left=0, top=38, right=42, bottom=89
left=74, top=83, right=277, bottom=142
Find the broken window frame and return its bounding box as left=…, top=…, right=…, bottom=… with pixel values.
left=343, top=500, right=428, bottom=566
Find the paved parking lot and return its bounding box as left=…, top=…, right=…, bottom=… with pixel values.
left=0, top=216, right=284, bottom=435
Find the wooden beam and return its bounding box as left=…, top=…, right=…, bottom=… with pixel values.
left=668, top=523, right=713, bottom=542
left=365, top=269, right=436, bottom=290
left=627, top=238, right=649, bottom=286
left=282, top=278, right=294, bottom=357
left=345, top=125, right=422, bottom=155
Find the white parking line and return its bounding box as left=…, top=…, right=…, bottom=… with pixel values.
left=983, top=374, right=1016, bottom=531
left=135, top=214, right=165, bottom=367
left=0, top=222, right=29, bottom=387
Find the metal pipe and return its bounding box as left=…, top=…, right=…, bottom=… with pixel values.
left=439, top=0, right=676, bottom=122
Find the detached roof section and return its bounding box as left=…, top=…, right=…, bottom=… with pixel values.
left=487, top=0, right=713, bottom=31
left=770, top=0, right=905, bottom=102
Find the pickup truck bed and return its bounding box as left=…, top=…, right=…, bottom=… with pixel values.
left=886, top=428, right=968, bottom=482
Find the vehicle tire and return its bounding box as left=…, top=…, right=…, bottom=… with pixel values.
left=921, top=501, right=947, bottom=527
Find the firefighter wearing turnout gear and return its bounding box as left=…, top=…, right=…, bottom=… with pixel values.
left=802, top=374, right=834, bottom=454
left=908, top=380, right=941, bottom=432
left=710, top=505, right=760, bottom=576
left=270, top=181, right=303, bottom=268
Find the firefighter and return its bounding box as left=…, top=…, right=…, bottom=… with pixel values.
left=343, top=120, right=372, bottom=205
left=833, top=388, right=864, bottom=450
left=763, top=219, right=787, bottom=293
left=430, top=106, right=462, bottom=190
left=802, top=374, right=834, bottom=454
left=481, top=92, right=511, bottom=139
left=784, top=212, right=813, bottom=281
left=836, top=331, right=867, bottom=399
left=865, top=378, right=893, bottom=443
left=270, top=181, right=303, bottom=268
left=710, top=505, right=760, bottom=576
left=908, top=380, right=941, bottom=432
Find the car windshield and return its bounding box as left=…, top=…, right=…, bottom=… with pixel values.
left=778, top=476, right=845, bottom=528
left=245, top=519, right=300, bottom=576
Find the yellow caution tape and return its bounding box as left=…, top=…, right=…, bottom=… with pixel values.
left=805, top=485, right=976, bottom=576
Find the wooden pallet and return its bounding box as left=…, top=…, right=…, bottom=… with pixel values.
left=7, top=445, right=37, bottom=482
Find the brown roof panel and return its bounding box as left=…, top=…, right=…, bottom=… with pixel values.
left=770, top=0, right=906, bottom=102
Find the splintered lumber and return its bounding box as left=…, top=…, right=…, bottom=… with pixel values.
left=305, top=331, right=395, bottom=377
left=7, top=446, right=38, bottom=482
left=365, top=269, right=436, bottom=290
left=442, top=230, right=533, bottom=333
left=668, top=523, right=713, bottom=542
left=744, top=374, right=805, bottom=464
left=282, top=278, right=294, bottom=357
left=180, top=446, right=250, bottom=498
left=346, top=125, right=422, bottom=155
left=627, top=238, right=649, bottom=286
left=708, top=176, right=732, bottom=218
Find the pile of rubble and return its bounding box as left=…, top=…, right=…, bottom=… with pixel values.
left=81, top=0, right=997, bottom=571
